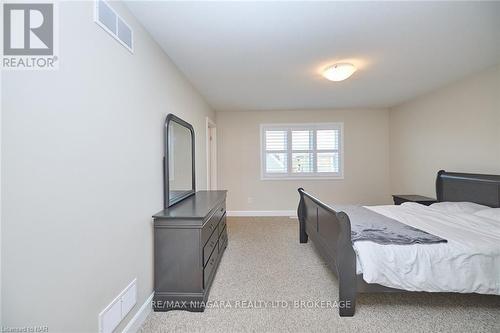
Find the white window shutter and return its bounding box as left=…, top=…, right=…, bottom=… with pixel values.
left=261, top=123, right=343, bottom=179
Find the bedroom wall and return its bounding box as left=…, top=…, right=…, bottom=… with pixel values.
left=1, top=2, right=214, bottom=331
left=216, top=109, right=392, bottom=212
left=389, top=64, right=500, bottom=197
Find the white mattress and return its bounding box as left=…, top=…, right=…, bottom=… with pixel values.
left=353, top=202, right=500, bottom=295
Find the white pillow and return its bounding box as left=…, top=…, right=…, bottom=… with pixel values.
left=430, top=201, right=490, bottom=214
left=474, top=208, right=500, bottom=222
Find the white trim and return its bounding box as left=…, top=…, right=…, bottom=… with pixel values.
left=227, top=210, right=297, bottom=217
left=261, top=176, right=345, bottom=181
left=260, top=123, right=344, bottom=180
left=0, top=65, right=2, bottom=326
left=206, top=117, right=217, bottom=190
left=260, top=175, right=344, bottom=180
left=122, top=292, right=154, bottom=333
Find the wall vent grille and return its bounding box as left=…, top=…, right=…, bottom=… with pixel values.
left=94, top=0, right=133, bottom=53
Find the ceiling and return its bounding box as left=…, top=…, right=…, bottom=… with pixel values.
left=126, top=1, right=500, bottom=111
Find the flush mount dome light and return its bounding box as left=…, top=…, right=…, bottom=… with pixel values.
left=322, top=63, right=357, bottom=82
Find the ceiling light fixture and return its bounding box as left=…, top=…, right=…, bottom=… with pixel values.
left=322, top=63, right=357, bottom=82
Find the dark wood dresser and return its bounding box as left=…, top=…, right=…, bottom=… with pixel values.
left=152, top=190, right=227, bottom=312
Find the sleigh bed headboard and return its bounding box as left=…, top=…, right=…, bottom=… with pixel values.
left=436, top=170, right=500, bottom=208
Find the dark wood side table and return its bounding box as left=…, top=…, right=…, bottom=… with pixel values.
left=392, top=194, right=437, bottom=206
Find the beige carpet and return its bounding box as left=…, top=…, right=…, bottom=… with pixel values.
left=140, top=217, right=500, bottom=332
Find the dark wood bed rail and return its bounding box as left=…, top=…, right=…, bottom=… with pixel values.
left=297, top=188, right=357, bottom=316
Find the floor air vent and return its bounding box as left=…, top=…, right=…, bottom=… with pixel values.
left=94, top=0, right=133, bottom=53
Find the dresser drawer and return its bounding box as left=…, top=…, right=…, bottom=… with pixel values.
left=219, top=225, right=228, bottom=252
left=203, top=244, right=219, bottom=288
left=218, top=214, right=226, bottom=236
left=214, top=201, right=226, bottom=221
left=202, top=201, right=226, bottom=245
left=203, top=227, right=219, bottom=267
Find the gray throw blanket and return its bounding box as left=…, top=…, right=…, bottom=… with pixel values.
left=330, top=205, right=447, bottom=245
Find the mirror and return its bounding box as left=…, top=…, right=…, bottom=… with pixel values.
left=164, top=114, right=195, bottom=207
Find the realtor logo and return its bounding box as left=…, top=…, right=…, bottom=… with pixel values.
left=4, top=3, right=53, bottom=55
left=2, top=2, right=58, bottom=70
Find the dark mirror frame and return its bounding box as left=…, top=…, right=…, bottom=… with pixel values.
left=164, top=113, right=196, bottom=208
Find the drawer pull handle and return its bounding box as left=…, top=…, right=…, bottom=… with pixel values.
left=221, top=208, right=223, bottom=212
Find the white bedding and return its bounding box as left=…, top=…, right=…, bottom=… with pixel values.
left=353, top=202, right=500, bottom=295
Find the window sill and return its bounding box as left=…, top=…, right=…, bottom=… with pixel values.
left=261, top=176, right=344, bottom=181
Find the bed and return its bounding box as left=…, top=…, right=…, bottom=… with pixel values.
left=297, top=170, right=500, bottom=316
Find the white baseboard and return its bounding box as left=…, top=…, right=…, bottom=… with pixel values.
left=122, top=292, right=153, bottom=333
left=227, top=210, right=297, bottom=217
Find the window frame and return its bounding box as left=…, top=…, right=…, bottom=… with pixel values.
left=260, top=123, right=344, bottom=180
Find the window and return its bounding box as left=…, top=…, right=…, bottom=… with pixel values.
left=261, top=123, right=343, bottom=179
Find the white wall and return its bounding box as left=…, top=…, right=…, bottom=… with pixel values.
left=389, top=64, right=500, bottom=197
left=1, top=2, right=214, bottom=331
left=217, top=109, right=391, bottom=212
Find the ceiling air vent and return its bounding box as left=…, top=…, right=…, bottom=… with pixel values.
left=94, top=0, right=133, bottom=53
